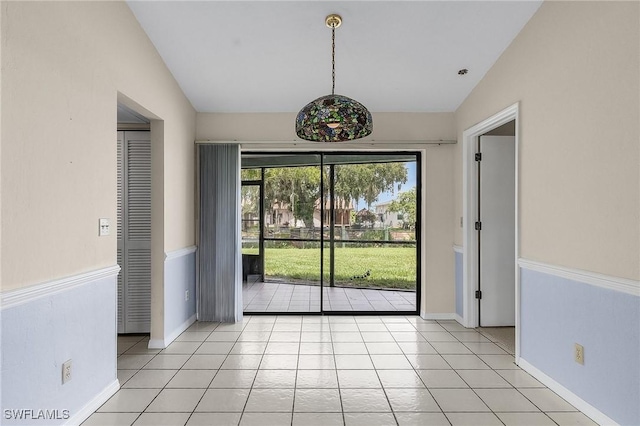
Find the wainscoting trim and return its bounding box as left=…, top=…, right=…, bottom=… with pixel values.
left=1, top=265, right=121, bottom=310
left=165, top=246, right=197, bottom=261
left=518, top=258, right=639, bottom=296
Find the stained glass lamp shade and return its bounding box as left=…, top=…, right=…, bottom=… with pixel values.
left=296, top=14, right=373, bottom=142
left=296, top=94, right=373, bottom=142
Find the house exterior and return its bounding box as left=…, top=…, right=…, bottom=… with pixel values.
left=1, top=2, right=638, bottom=425
left=263, top=198, right=353, bottom=228
left=373, top=200, right=403, bottom=228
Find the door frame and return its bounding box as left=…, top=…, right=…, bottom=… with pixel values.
left=462, top=102, right=520, bottom=360
left=240, top=151, right=422, bottom=316
left=117, top=93, right=166, bottom=347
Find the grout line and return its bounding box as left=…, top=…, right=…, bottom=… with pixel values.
left=106, top=316, right=586, bottom=426
left=237, top=315, right=275, bottom=426
left=330, top=318, right=347, bottom=426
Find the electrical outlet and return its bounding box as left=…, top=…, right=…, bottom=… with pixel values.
left=574, top=343, right=584, bottom=365
left=185, top=290, right=189, bottom=301
left=62, top=359, right=72, bottom=384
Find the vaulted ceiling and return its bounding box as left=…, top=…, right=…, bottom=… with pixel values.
left=127, top=1, right=542, bottom=113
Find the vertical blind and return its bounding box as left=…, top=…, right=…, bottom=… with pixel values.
left=198, top=144, right=243, bottom=322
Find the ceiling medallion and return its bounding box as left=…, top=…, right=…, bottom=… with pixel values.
left=296, top=14, right=373, bottom=142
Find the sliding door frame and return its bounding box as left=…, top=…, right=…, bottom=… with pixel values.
left=242, top=151, right=422, bottom=316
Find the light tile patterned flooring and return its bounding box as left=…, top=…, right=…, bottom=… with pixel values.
left=84, top=316, right=597, bottom=426
left=243, top=281, right=417, bottom=312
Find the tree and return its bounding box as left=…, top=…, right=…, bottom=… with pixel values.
left=249, top=161, right=409, bottom=229
left=263, top=166, right=320, bottom=228
left=334, top=162, right=408, bottom=209
left=388, top=187, right=417, bottom=228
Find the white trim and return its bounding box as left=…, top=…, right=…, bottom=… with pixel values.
left=453, top=247, right=465, bottom=328
left=148, top=314, right=196, bottom=349
left=147, top=338, right=167, bottom=350
left=164, top=313, right=197, bottom=347
left=197, top=139, right=456, bottom=146
left=165, top=245, right=197, bottom=261
left=1, top=265, right=121, bottom=310
left=420, top=311, right=457, bottom=321
left=519, top=258, right=640, bottom=297
left=518, top=358, right=618, bottom=426
left=462, top=103, right=520, bottom=358
left=66, top=379, right=120, bottom=426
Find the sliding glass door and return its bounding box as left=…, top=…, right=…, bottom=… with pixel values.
left=323, top=156, right=418, bottom=312
left=241, top=152, right=420, bottom=315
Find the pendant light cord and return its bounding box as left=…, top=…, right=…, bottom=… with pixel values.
left=331, top=25, right=336, bottom=95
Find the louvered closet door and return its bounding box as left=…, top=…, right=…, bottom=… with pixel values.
left=117, top=132, right=125, bottom=333
left=118, top=131, right=152, bottom=333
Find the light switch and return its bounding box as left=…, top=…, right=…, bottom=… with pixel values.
left=99, top=218, right=110, bottom=236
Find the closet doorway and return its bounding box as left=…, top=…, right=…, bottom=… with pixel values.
left=117, top=120, right=152, bottom=332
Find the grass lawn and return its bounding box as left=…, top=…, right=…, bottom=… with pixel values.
left=244, top=246, right=416, bottom=290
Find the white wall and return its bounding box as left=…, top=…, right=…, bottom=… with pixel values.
left=197, top=112, right=457, bottom=315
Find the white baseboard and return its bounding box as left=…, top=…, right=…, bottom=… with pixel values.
left=518, top=358, right=618, bottom=426
left=147, top=338, right=166, bottom=349
left=165, top=314, right=197, bottom=345
left=148, top=314, right=196, bottom=349
left=66, top=379, right=120, bottom=426
left=420, top=311, right=456, bottom=321
left=454, top=313, right=464, bottom=325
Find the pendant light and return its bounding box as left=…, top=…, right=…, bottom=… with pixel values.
left=296, top=14, right=373, bottom=142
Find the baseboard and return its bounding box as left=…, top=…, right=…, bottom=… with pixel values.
left=518, top=358, right=618, bottom=426
left=148, top=314, right=196, bottom=349
left=165, top=314, right=197, bottom=346
left=420, top=311, right=457, bottom=320
left=454, top=313, right=464, bottom=325
left=66, top=379, right=120, bottom=426
left=147, top=338, right=166, bottom=349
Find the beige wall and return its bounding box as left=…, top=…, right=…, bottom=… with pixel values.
left=1, top=2, right=196, bottom=290
left=454, top=1, right=639, bottom=280
left=197, top=112, right=457, bottom=314
left=423, top=144, right=455, bottom=313
left=196, top=112, right=456, bottom=142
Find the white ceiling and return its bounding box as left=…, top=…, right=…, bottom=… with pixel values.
left=127, top=1, right=542, bottom=113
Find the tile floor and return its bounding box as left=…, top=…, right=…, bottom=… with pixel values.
left=84, top=316, right=598, bottom=426
left=243, top=281, right=417, bottom=312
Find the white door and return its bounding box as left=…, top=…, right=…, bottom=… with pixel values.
left=117, top=131, right=152, bottom=333
left=478, top=135, right=515, bottom=327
